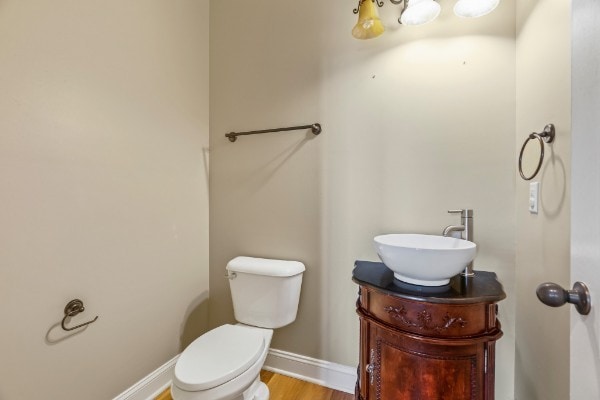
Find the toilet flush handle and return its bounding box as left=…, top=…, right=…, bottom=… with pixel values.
left=225, top=272, right=237, bottom=280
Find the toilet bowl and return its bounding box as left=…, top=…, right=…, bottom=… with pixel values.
left=171, top=256, right=305, bottom=400
left=171, top=324, right=273, bottom=400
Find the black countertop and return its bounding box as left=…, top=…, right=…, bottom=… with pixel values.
left=352, top=260, right=506, bottom=304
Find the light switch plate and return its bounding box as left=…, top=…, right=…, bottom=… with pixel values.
left=529, top=182, right=539, bottom=214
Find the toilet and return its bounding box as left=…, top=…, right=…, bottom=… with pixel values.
left=171, top=256, right=305, bottom=400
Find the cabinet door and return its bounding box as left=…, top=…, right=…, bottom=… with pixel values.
left=368, top=325, right=485, bottom=400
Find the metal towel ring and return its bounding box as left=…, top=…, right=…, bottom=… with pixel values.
left=61, top=299, right=99, bottom=331
left=518, top=124, right=555, bottom=181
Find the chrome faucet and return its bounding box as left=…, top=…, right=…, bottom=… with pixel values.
left=443, top=209, right=474, bottom=277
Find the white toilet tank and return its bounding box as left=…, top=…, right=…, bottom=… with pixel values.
left=226, top=256, right=305, bottom=329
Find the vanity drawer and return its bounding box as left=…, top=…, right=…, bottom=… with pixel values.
left=362, top=288, right=497, bottom=338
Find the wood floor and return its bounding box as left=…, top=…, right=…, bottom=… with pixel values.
left=156, top=370, right=354, bottom=400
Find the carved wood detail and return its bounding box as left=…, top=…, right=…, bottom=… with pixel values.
left=375, top=342, right=382, bottom=400
left=383, top=305, right=468, bottom=332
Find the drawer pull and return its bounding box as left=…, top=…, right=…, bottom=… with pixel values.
left=384, top=305, right=468, bottom=332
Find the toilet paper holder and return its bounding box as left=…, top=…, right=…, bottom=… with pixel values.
left=61, top=299, right=99, bottom=331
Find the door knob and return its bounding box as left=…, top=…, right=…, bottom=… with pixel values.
left=536, top=281, right=591, bottom=315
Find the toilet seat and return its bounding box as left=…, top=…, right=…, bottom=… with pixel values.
left=173, top=324, right=265, bottom=391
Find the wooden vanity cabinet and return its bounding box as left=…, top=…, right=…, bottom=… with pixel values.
left=353, top=262, right=505, bottom=400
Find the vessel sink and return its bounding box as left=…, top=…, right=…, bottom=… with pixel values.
left=373, top=234, right=476, bottom=286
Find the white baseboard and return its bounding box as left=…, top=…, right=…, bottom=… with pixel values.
left=112, top=355, right=179, bottom=400
left=263, top=348, right=357, bottom=394
left=113, top=349, right=357, bottom=399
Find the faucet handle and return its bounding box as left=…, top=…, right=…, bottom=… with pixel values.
left=448, top=209, right=473, bottom=218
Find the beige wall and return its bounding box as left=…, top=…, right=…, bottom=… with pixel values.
left=514, top=0, right=571, bottom=398
left=0, top=1, right=210, bottom=399
left=209, top=0, right=516, bottom=397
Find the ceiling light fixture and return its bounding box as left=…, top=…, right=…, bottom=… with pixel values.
left=352, top=0, right=500, bottom=39
left=454, top=0, right=499, bottom=18
left=400, top=0, right=441, bottom=25
left=352, top=0, right=386, bottom=39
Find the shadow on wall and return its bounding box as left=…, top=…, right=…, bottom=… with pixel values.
left=585, top=310, right=600, bottom=396
left=540, top=149, right=566, bottom=219
left=239, top=135, right=313, bottom=197
left=179, top=291, right=210, bottom=351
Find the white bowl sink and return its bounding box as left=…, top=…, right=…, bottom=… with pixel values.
left=373, top=234, right=477, bottom=286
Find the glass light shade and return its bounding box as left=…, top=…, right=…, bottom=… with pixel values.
left=400, top=0, right=441, bottom=25
left=352, top=0, right=385, bottom=40
left=454, top=0, right=499, bottom=18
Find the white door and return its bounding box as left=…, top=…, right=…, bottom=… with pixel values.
left=570, top=0, right=600, bottom=397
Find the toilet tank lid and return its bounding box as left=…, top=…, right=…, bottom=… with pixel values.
left=227, top=256, right=305, bottom=277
